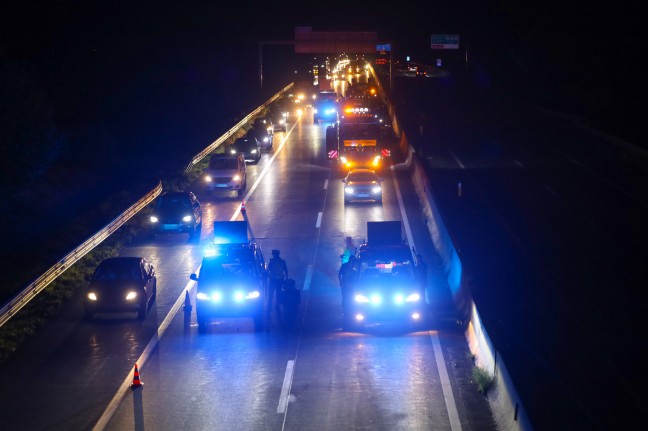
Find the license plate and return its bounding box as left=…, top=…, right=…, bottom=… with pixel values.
left=163, top=224, right=178, bottom=230
left=216, top=184, right=229, bottom=188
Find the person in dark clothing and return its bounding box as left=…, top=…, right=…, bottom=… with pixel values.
left=267, top=249, right=288, bottom=311
left=338, top=255, right=358, bottom=319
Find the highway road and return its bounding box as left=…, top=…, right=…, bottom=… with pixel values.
left=0, top=105, right=496, bottom=430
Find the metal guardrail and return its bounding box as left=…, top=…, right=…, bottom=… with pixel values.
left=0, top=83, right=295, bottom=329
left=0, top=181, right=163, bottom=329
left=184, top=83, right=294, bottom=173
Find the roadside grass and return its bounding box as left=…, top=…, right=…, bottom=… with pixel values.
left=472, top=366, right=494, bottom=395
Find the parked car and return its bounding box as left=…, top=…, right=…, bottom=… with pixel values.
left=203, top=153, right=247, bottom=197
left=83, top=257, right=157, bottom=320
left=342, top=168, right=383, bottom=203
left=148, top=191, right=202, bottom=240
left=231, top=136, right=261, bottom=164
left=248, top=119, right=273, bottom=151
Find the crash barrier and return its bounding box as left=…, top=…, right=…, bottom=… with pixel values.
left=0, top=181, right=163, bottom=329
left=184, top=82, right=294, bottom=173
left=0, top=85, right=297, bottom=329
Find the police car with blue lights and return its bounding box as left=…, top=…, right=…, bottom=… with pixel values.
left=345, top=221, right=426, bottom=330
left=190, top=221, right=266, bottom=331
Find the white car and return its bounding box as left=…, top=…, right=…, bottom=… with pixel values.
left=342, top=169, right=383, bottom=203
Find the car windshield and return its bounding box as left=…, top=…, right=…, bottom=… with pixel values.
left=93, top=260, right=142, bottom=281
left=199, top=256, right=254, bottom=285
left=156, top=194, right=191, bottom=209
left=234, top=139, right=254, bottom=150
left=209, top=157, right=238, bottom=170
left=348, top=171, right=378, bottom=182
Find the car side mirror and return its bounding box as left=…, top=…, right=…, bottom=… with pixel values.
left=190, top=274, right=198, bottom=281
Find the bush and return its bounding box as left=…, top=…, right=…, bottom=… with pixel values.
left=472, top=366, right=494, bottom=394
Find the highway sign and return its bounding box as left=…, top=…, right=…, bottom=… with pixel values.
left=376, top=43, right=391, bottom=52
left=431, top=35, right=459, bottom=49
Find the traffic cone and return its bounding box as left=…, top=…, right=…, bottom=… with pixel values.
left=240, top=200, right=246, bottom=214
left=183, top=290, right=192, bottom=312
left=130, top=363, right=143, bottom=389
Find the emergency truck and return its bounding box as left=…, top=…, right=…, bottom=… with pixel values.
left=345, top=221, right=426, bottom=330
left=326, top=98, right=391, bottom=176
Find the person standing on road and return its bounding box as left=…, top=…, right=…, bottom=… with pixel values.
left=267, top=249, right=288, bottom=312
left=338, top=255, right=358, bottom=319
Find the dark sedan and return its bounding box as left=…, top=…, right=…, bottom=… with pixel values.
left=148, top=191, right=202, bottom=240
left=230, top=137, right=261, bottom=164
left=83, top=257, right=157, bottom=320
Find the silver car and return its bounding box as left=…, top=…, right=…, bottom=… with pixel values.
left=342, top=168, right=383, bottom=204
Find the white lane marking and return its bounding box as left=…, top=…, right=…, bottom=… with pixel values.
left=323, top=179, right=329, bottom=190
left=315, top=212, right=323, bottom=228
left=303, top=265, right=313, bottom=291
left=231, top=122, right=297, bottom=220
left=514, top=159, right=525, bottom=169
left=277, top=360, right=295, bottom=414
left=448, top=149, right=466, bottom=170
left=390, top=163, right=462, bottom=430
left=93, top=281, right=197, bottom=431
left=430, top=332, right=462, bottom=431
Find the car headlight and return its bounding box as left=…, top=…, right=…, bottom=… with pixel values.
left=251, top=149, right=257, bottom=154
left=246, top=291, right=260, bottom=300
left=313, top=108, right=318, bottom=114
left=354, top=294, right=370, bottom=303
left=372, top=186, right=382, bottom=194
left=233, top=174, right=241, bottom=181
left=230, top=149, right=237, bottom=154
left=125, top=291, right=138, bottom=300
left=340, top=156, right=348, bottom=164
left=205, top=175, right=212, bottom=183
left=405, top=293, right=420, bottom=302
left=150, top=216, right=159, bottom=223
left=87, top=292, right=98, bottom=301
left=196, top=292, right=210, bottom=301
left=345, top=187, right=354, bottom=194
left=182, top=215, right=192, bottom=222
left=263, top=137, right=269, bottom=143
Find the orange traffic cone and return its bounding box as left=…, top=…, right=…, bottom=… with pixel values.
left=130, top=363, right=143, bottom=389
left=240, top=200, right=246, bottom=214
